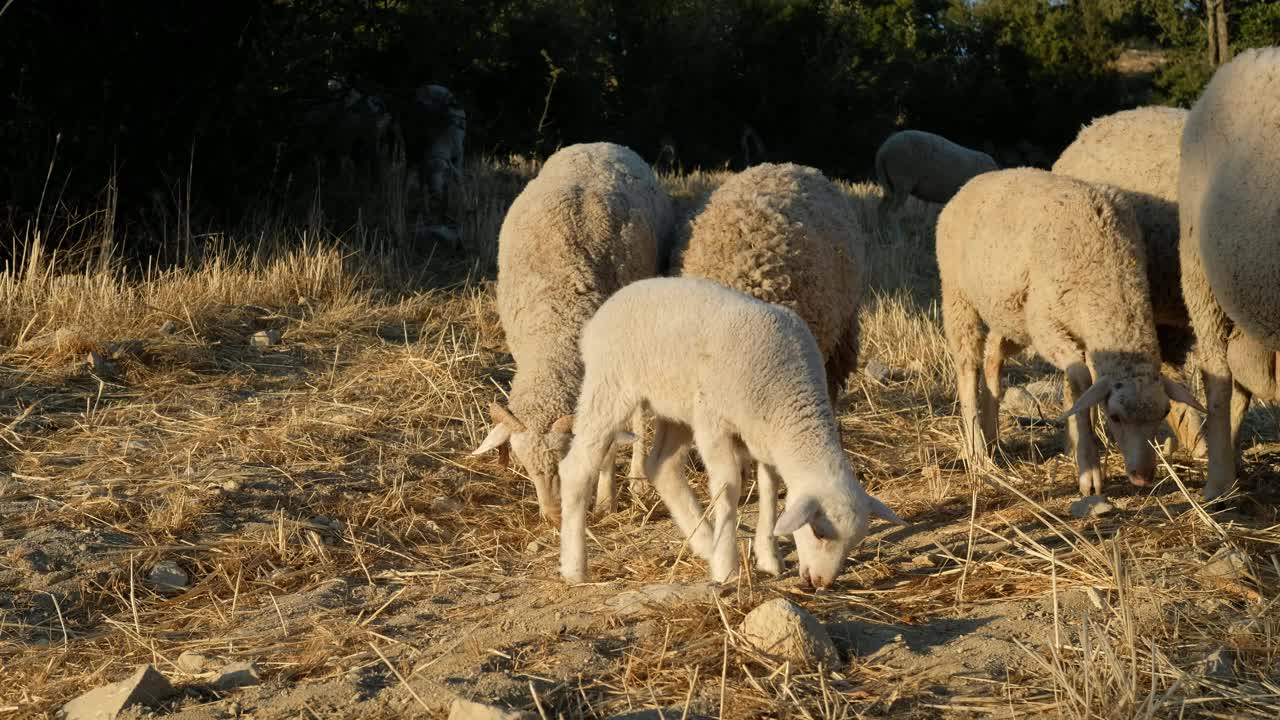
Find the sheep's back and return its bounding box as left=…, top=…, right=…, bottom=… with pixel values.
left=1180, top=46, right=1280, bottom=348
left=675, top=163, right=865, bottom=360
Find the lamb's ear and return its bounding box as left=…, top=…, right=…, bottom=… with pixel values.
left=489, top=402, right=527, bottom=433
left=1059, top=377, right=1112, bottom=421
left=774, top=496, right=821, bottom=537
left=471, top=423, right=512, bottom=456
left=866, top=493, right=907, bottom=526
left=1162, top=376, right=1207, bottom=413
left=549, top=414, right=574, bottom=434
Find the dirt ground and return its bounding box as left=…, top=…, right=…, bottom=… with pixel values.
left=2, top=165, right=1279, bottom=719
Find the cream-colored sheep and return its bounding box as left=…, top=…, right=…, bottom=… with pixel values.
left=875, top=130, right=998, bottom=227
left=937, top=168, right=1203, bottom=496
left=1178, top=46, right=1280, bottom=501
left=1052, top=106, right=1211, bottom=456
left=672, top=162, right=866, bottom=405
left=556, top=277, right=903, bottom=587
left=471, top=142, right=674, bottom=519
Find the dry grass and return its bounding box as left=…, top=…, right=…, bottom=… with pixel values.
left=0, top=158, right=1277, bottom=719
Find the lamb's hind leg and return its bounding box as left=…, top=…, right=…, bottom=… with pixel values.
left=627, top=409, right=651, bottom=498
left=645, top=419, right=713, bottom=560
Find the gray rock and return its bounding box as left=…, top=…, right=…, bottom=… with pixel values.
left=862, top=360, right=893, bottom=384
left=606, top=582, right=719, bottom=618
left=176, top=650, right=213, bottom=674
left=448, top=698, right=530, bottom=720
left=213, top=661, right=261, bottom=691
left=159, top=319, right=179, bottom=335
left=251, top=329, right=281, bottom=347
left=430, top=496, right=464, bottom=513
left=147, top=560, right=189, bottom=591
left=739, top=598, right=839, bottom=667
left=1069, top=496, right=1115, bottom=519
left=1200, top=548, right=1253, bottom=584
left=1000, top=386, right=1043, bottom=418
left=60, top=665, right=176, bottom=720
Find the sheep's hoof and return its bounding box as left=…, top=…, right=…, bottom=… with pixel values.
left=755, top=553, right=784, bottom=577
left=561, top=566, right=589, bottom=584
left=592, top=498, right=618, bottom=516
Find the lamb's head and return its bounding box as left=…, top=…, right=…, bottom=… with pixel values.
left=1062, top=367, right=1205, bottom=486
left=773, top=483, right=905, bottom=590
left=471, top=402, right=574, bottom=521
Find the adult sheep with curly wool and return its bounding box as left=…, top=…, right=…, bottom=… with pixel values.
left=875, top=130, right=998, bottom=229
left=937, top=167, right=1204, bottom=496
left=671, top=162, right=867, bottom=405
left=1051, top=105, right=1212, bottom=456
left=1178, top=46, right=1280, bottom=501
left=471, top=142, right=675, bottom=520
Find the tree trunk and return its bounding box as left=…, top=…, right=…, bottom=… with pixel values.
left=1207, top=0, right=1231, bottom=66
left=1215, top=0, right=1230, bottom=65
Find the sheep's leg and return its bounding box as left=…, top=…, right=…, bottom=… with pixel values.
left=559, top=431, right=618, bottom=584
left=1200, top=366, right=1237, bottom=501
left=982, top=334, right=1018, bottom=441
left=943, top=291, right=992, bottom=465
left=593, top=440, right=620, bottom=515
left=693, top=427, right=744, bottom=584
left=645, top=419, right=713, bottom=559
left=1029, top=314, right=1104, bottom=495
left=1230, top=380, right=1252, bottom=456
left=753, top=462, right=783, bottom=576
left=627, top=409, right=651, bottom=498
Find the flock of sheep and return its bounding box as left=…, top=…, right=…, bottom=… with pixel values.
left=470, top=47, right=1279, bottom=590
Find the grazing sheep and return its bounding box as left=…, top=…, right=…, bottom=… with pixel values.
left=556, top=277, right=904, bottom=587
left=1178, top=46, right=1280, bottom=500
left=471, top=142, right=675, bottom=520
left=875, top=130, right=998, bottom=228
left=412, top=84, right=467, bottom=226
left=1051, top=106, right=1210, bottom=456
left=937, top=168, right=1204, bottom=496
left=672, top=162, right=866, bottom=405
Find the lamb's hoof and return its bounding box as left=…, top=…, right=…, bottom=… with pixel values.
left=592, top=498, right=618, bottom=516
left=628, top=477, right=653, bottom=498
left=755, top=554, right=784, bottom=577
left=1078, top=471, right=1106, bottom=497
left=561, top=566, right=589, bottom=584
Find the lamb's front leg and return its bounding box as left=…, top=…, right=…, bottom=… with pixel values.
left=593, top=440, right=620, bottom=515
left=695, top=431, right=744, bottom=583
left=559, top=435, right=613, bottom=584
left=1063, top=364, right=1105, bottom=496
left=753, top=462, right=783, bottom=576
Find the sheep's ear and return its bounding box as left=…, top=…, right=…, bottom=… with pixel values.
left=1059, top=378, right=1112, bottom=421
left=489, top=402, right=526, bottom=433
left=1162, top=376, right=1207, bottom=413
left=471, top=423, right=512, bottom=456
left=866, top=493, right=906, bottom=526
left=549, top=414, right=574, bottom=434
left=774, top=496, right=821, bottom=537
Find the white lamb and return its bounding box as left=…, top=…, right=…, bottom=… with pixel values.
left=556, top=276, right=904, bottom=588
left=471, top=142, right=674, bottom=520
left=1178, top=47, right=1280, bottom=501
left=937, top=168, right=1204, bottom=495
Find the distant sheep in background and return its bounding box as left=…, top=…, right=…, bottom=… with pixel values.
left=1178, top=46, right=1280, bottom=501
left=875, top=129, right=997, bottom=230
left=471, top=142, right=675, bottom=520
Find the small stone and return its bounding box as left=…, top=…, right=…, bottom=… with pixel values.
left=251, top=329, right=281, bottom=347
left=448, top=697, right=530, bottom=720
left=1001, top=386, right=1043, bottom=418
left=86, top=350, right=116, bottom=376
left=430, top=496, right=463, bottom=513
left=221, top=479, right=242, bottom=493
left=863, top=360, right=893, bottom=384
left=482, top=592, right=501, bottom=604
left=122, top=439, right=155, bottom=453
left=525, top=540, right=542, bottom=554
left=159, top=319, right=179, bottom=335
left=1200, top=548, right=1252, bottom=584
left=606, top=582, right=719, bottom=618
left=739, top=598, right=840, bottom=668
left=1202, top=648, right=1236, bottom=681
left=177, top=651, right=213, bottom=674
left=60, top=664, right=176, bottom=720
left=213, top=661, right=261, bottom=691
left=147, top=560, right=189, bottom=591
left=911, top=553, right=935, bottom=568
left=1070, top=495, right=1115, bottom=518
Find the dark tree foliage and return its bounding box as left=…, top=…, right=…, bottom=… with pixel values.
left=1, top=0, right=1264, bottom=254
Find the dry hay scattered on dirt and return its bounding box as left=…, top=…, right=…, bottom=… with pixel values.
left=1, top=159, right=1279, bottom=719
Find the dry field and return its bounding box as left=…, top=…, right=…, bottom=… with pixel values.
left=1, top=159, right=1279, bottom=719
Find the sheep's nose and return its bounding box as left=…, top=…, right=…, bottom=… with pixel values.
left=1128, top=469, right=1153, bottom=487
left=811, top=574, right=832, bottom=590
